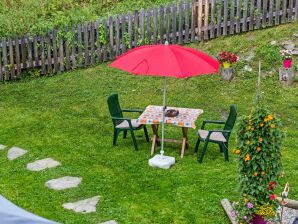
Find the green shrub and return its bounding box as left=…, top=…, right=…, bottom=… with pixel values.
left=255, top=44, right=282, bottom=70
left=234, top=107, right=285, bottom=223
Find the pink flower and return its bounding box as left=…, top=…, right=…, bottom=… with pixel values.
left=243, top=216, right=248, bottom=220
left=247, top=202, right=253, bottom=209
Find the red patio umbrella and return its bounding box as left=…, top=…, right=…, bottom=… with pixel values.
left=110, top=43, right=219, bottom=162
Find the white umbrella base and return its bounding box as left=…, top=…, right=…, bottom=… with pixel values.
left=148, top=154, right=175, bottom=169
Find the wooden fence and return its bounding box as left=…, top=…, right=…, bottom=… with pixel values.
left=0, top=0, right=297, bottom=81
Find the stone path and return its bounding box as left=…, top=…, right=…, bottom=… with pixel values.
left=27, top=158, right=61, bottom=171
left=63, top=196, right=100, bottom=213
left=0, top=144, right=6, bottom=150
left=7, top=146, right=28, bottom=160
left=2, top=144, right=113, bottom=220
left=45, top=176, right=82, bottom=190
left=100, top=220, right=118, bottom=224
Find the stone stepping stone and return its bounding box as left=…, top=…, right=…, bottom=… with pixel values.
left=45, top=176, right=82, bottom=190
left=62, top=196, right=100, bottom=213
left=27, top=158, right=61, bottom=171
left=0, top=144, right=7, bottom=150
left=7, top=146, right=28, bottom=161
left=100, top=220, right=118, bottom=224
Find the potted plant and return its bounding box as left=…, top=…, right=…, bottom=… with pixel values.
left=233, top=107, right=285, bottom=224
left=280, top=49, right=293, bottom=68
left=217, top=51, right=238, bottom=81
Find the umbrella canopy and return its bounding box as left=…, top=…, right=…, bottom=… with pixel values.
left=0, top=195, right=57, bottom=224
left=110, top=43, right=219, bottom=160
left=110, top=44, right=219, bottom=78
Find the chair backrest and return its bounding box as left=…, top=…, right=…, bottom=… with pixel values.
left=107, top=93, right=123, bottom=122
left=223, top=105, right=237, bottom=138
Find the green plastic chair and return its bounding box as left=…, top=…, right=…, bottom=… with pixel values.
left=194, top=105, right=237, bottom=163
left=107, top=93, right=149, bottom=150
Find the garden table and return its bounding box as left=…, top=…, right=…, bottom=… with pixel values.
left=137, top=105, right=203, bottom=158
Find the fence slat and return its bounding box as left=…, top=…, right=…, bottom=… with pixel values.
left=8, top=38, right=14, bottom=79
left=216, top=2, right=222, bottom=36
left=295, top=0, right=298, bottom=20
left=90, top=21, right=96, bottom=64
left=166, top=4, right=171, bottom=42
left=65, top=28, right=71, bottom=70
left=282, top=0, right=287, bottom=22
left=140, top=9, right=145, bottom=45
left=77, top=23, right=83, bottom=67
left=0, top=42, right=2, bottom=81
left=172, top=3, right=177, bottom=43
left=59, top=36, right=64, bottom=72
left=27, top=35, right=33, bottom=69
left=115, top=16, right=120, bottom=57
left=242, top=0, right=248, bottom=31
left=269, top=0, right=274, bottom=25
left=275, top=0, right=281, bottom=24
left=236, top=0, right=241, bottom=33
left=204, top=0, right=210, bottom=39
left=84, top=21, right=89, bottom=65
left=146, top=8, right=152, bottom=44
left=121, top=14, right=127, bottom=53
left=185, top=0, right=190, bottom=42
left=103, top=18, right=108, bottom=61
left=210, top=0, right=216, bottom=38
left=15, top=36, right=21, bottom=77
left=128, top=13, right=133, bottom=49
left=255, top=0, right=262, bottom=28
left=262, top=0, right=268, bottom=26
left=40, top=36, right=46, bottom=75
left=198, top=0, right=203, bottom=39
left=52, top=30, right=59, bottom=72
left=229, top=0, right=235, bottom=34
left=2, top=38, right=7, bottom=79
left=134, top=10, right=139, bottom=47
left=191, top=0, right=196, bottom=41
left=33, top=35, right=39, bottom=67
left=109, top=16, right=114, bottom=60
left=288, top=0, right=294, bottom=20
left=223, top=0, right=228, bottom=35
left=71, top=25, right=77, bottom=68
left=153, top=7, right=158, bottom=44
left=20, top=36, right=26, bottom=70
left=249, top=0, right=255, bottom=30
left=178, top=1, right=183, bottom=43
left=46, top=34, right=52, bottom=74
left=160, top=5, right=165, bottom=43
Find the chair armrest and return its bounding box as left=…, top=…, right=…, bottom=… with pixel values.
left=201, top=120, right=226, bottom=129
left=122, top=109, right=143, bottom=114
left=112, top=117, right=133, bottom=129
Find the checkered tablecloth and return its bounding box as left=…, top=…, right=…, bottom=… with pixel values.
left=137, top=105, right=203, bottom=129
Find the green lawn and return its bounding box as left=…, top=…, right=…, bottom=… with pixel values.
left=0, top=23, right=297, bottom=224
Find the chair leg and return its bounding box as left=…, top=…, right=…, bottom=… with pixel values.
left=143, top=126, right=149, bottom=142
left=198, top=140, right=209, bottom=163
left=223, top=142, right=229, bottom=161
left=194, top=138, right=201, bottom=153
left=219, top=144, right=224, bottom=153
left=130, top=129, right=139, bottom=151
left=113, top=129, right=120, bottom=146
left=123, top=130, right=127, bottom=139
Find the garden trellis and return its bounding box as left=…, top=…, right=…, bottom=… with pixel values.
left=0, top=0, right=297, bottom=81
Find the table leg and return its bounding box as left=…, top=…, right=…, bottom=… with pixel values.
left=151, top=124, right=159, bottom=155
left=181, top=127, right=188, bottom=158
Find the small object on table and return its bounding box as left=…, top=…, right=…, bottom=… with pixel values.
left=165, top=109, right=179, bottom=117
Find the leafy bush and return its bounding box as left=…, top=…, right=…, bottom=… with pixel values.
left=233, top=107, right=285, bottom=223
left=255, top=44, right=282, bottom=70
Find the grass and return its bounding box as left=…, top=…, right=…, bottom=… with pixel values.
left=0, top=23, right=297, bottom=224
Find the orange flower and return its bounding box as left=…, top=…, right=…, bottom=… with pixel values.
left=260, top=123, right=264, bottom=127
left=251, top=127, right=254, bottom=131
left=233, top=149, right=241, bottom=155
left=257, top=147, right=261, bottom=152
left=267, top=114, right=273, bottom=120
left=254, top=172, right=258, bottom=176
left=261, top=171, right=265, bottom=176
left=246, top=140, right=250, bottom=145
left=245, top=154, right=251, bottom=162
left=259, top=137, right=263, bottom=142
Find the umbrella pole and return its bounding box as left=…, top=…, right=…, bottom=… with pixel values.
left=161, top=77, right=166, bottom=157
